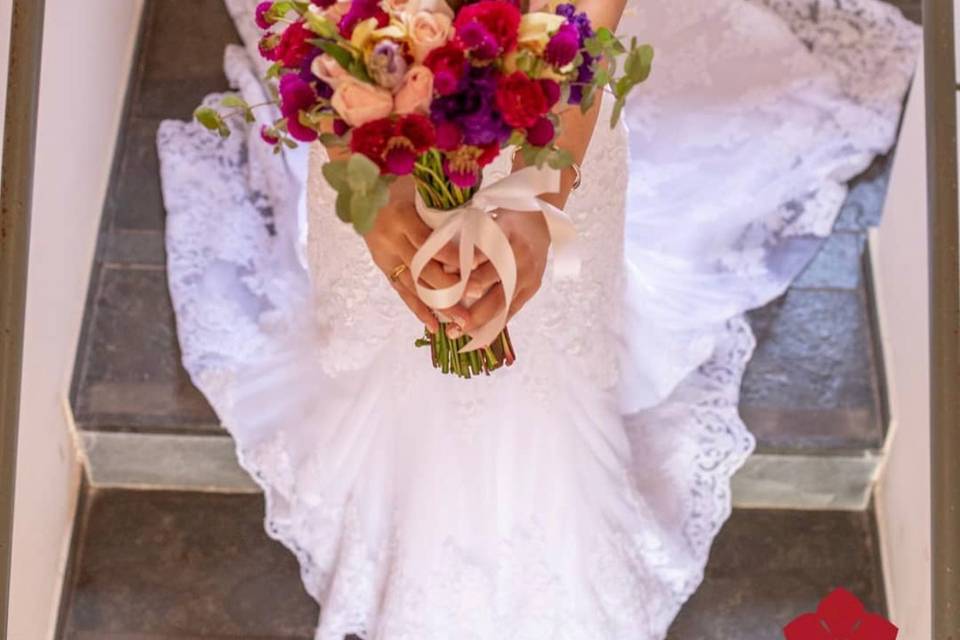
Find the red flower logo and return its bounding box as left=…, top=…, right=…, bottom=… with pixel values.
left=784, top=588, right=898, bottom=640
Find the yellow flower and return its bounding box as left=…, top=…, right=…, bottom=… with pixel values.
left=350, top=17, right=382, bottom=50
left=517, top=12, right=566, bottom=54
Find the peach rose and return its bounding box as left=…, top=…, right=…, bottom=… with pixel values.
left=394, top=66, right=434, bottom=114
left=331, top=78, right=395, bottom=127
left=383, top=0, right=420, bottom=13
left=311, top=54, right=350, bottom=89
left=409, top=11, right=452, bottom=63
left=324, top=1, right=351, bottom=23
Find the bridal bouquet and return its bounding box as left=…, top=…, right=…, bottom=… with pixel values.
left=195, top=0, right=652, bottom=378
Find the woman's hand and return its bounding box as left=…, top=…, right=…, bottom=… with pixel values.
left=458, top=209, right=551, bottom=339
left=363, top=177, right=470, bottom=334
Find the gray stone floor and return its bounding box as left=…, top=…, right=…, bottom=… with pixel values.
left=56, top=489, right=886, bottom=639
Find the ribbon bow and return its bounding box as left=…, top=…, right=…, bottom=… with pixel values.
left=411, top=165, right=579, bottom=354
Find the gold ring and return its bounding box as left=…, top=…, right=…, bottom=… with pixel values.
left=389, top=264, right=408, bottom=283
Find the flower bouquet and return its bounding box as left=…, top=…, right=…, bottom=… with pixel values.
left=195, top=0, right=652, bottom=378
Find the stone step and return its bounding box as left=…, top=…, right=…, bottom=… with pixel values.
left=55, top=487, right=888, bottom=639
left=69, top=0, right=906, bottom=510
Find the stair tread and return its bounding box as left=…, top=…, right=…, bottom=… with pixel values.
left=57, top=489, right=886, bottom=639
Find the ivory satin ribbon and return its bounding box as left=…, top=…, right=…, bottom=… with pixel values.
left=411, top=165, right=580, bottom=353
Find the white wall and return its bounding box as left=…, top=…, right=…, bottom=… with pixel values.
left=8, top=2, right=144, bottom=638
left=871, top=56, right=932, bottom=639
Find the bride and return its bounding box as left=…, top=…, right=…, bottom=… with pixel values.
left=157, top=0, right=919, bottom=637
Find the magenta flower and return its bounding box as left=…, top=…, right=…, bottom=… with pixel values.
left=546, top=23, right=580, bottom=67
left=260, top=125, right=280, bottom=145
left=279, top=74, right=318, bottom=142
left=255, top=2, right=274, bottom=30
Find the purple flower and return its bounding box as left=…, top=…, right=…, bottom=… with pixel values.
left=546, top=22, right=580, bottom=67
left=367, top=40, right=408, bottom=91
left=430, top=66, right=512, bottom=147
left=338, top=0, right=388, bottom=38
left=279, top=74, right=318, bottom=142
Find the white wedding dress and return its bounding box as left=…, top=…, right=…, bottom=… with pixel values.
left=157, top=1, right=919, bottom=638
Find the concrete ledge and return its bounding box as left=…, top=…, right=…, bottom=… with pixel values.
left=80, top=431, right=258, bottom=493
left=732, top=452, right=881, bottom=511
left=80, top=430, right=882, bottom=510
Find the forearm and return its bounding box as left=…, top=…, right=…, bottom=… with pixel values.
left=530, top=0, right=628, bottom=209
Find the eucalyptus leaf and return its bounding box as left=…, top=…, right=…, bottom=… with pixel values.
left=548, top=148, right=575, bottom=170
left=347, top=153, right=381, bottom=193
left=335, top=191, right=352, bottom=223
left=304, top=12, right=338, bottom=38
left=610, top=97, right=625, bottom=129
left=220, top=95, right=249, bottom=110
left=351, top=181, right=389, bottom=235
left=193, top=106, right=224, bottom=132
left=322, top=160, right=350, bottom=192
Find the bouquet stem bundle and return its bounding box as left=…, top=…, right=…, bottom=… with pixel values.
left=412, top=150, right=516, bottom=378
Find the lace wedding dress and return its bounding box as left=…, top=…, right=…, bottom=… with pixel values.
left=157, top=1, right=919, bottom=637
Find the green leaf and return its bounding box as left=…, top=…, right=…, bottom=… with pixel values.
left=265, top=63, right=283, bottom=80
left=548, top=148, right=574, bottom=170
left=610, top=97, right=625, bottom=129
left=319, top=132, right=346, bottom=147
left=583, top=36, right=604, bottom=58
left=318, top=41, right=355, bottom=75
left=335, top=191, right=352, bottom=223
left=266, top=1, right=300, bottom=22
left=534, top=146, right=552, bottom=168
left=193, top=106, right=224, bottom=132
left=351, top=180, right=390, bottom=234
left=579, top=84, right=596, bottom=113
left=506, top=130, right=526, bottom=148
left=304, top=12, right=338, bottom=38
left=220, top=95, right=249, bottom=110
left=624, top=45, right=652, bottom=85
left=322, top=159, right=350, bottom=192
left=346, top=153, right=381, bottom=193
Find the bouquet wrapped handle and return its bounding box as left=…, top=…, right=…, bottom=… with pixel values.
left=411, top=165, right=580, bottom=353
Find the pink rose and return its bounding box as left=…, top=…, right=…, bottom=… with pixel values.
left=409, top=11, right=453, bottom=62
left=331, top=78, right=395, bottom=126
left=394, top=65, right=434, bottom=114
left=311, top=54, right=350, bottom=88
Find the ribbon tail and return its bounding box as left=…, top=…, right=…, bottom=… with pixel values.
left=410, top=213, right=471, bottom=311
left=537, top=198, right=581, bottom=280
left=459, top=215, right=517, bottom=353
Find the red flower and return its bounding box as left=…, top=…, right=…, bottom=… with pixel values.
left=494, top=71, right=549, bottom=129
left=784, top=588, right=898, bottom=640
left=424, top=42, right=467, bottom=95
left=454, top=1, right=521, bottom=58
left=272, top=21, right=314, bottom=68
left=350, top=114, right=437, bottom=175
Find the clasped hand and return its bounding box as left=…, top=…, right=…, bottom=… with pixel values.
left=363, top=176, right=551, bottom=340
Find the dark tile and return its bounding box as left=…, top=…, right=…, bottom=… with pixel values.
left=73, top=265, right=219, bottom=433
left=61, top=490, right=318, bottom=639
left=107, top=118, right=165, bottom=232
left=793, top=232, right=866, bottom=290
left=669, top=509, right=886, bottom=639
left=131, top=0, right=241, bottom=119
left=834, top=156, right=893, bottom=233
left=103, top=230, right=167, bottom=267
left=742, top=286, right=884, bottom=453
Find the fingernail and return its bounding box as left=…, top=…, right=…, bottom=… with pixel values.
left=447, top=325, right=462, bottom=339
